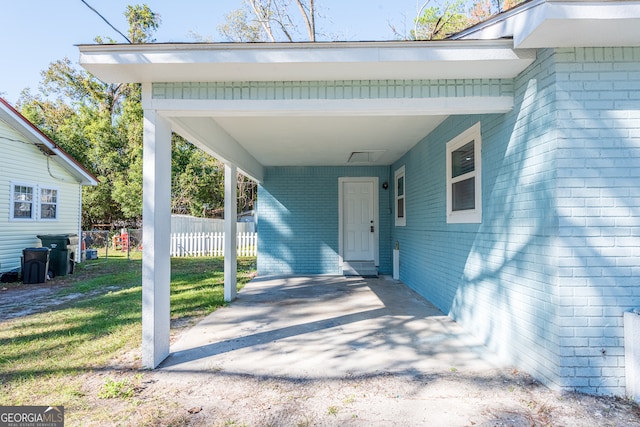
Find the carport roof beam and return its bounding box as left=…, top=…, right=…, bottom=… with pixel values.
left=78, top=40, right=536, bottom=84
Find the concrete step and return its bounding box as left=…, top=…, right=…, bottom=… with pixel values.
left=343, top=261, right=378, bottom=278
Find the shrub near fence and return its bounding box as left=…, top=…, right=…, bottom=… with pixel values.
left=170, top=232, right=257, bottom=257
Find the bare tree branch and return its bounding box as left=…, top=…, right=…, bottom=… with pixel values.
left=295, top=0, right=316, bottom=41
left=247, top=0, right=277, bottom=42
left=414, top=0, right=432, bottom=40
left=271, top=0, right=295, bottom=41
left=232, top=0, right=316, bottom=42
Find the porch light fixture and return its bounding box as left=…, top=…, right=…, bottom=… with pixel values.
left=348, top=150, right=385, bottom=163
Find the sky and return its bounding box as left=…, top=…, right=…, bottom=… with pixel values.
left=1, top=0, right=419, bottom=105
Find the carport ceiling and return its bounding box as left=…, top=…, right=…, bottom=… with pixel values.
left=202, top=115, right=446, bottom=167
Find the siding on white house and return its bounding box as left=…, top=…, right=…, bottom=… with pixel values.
left=0, top=118, right=83, bottom=272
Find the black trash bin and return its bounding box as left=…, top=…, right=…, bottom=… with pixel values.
left=37, top=234, right=78, bottom=277
left=23, top=247, right=50, bottom=284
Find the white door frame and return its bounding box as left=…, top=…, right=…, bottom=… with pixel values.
left=338, top=177, right=379, bottom=270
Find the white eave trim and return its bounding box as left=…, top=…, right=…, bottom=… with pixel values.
left=452, top=0, right=640, bottom=48
left=78, top=40, right=536, bottom=83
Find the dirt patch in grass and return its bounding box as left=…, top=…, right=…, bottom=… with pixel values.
left=0, top=256, right=134, bottom=321
left=0, top=281, right=120, bottom=321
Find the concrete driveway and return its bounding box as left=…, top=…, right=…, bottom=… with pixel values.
left=161, top=275, right=504, bottom=378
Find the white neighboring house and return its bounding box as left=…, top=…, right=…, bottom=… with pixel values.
left=0, top=97, right=98, bottom=274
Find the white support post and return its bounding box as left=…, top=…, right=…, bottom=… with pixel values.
left=625, top=312, right=640, bottom=402
left=224, top=163, right=238, bottom=302
left=141, top=107, right=172, bottom=369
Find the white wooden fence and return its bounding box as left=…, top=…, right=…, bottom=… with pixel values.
left=170, top=232, right=257, bottom=257
left=171, top=215, right=255, bottom=233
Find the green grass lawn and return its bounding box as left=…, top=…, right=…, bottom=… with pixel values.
left=0, top=253, right=256, bottom=420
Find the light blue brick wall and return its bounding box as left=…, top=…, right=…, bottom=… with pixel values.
left=392, top=48, right=562, bottom=389
left=258, top=166, right=392, bottom=275
left=392, top=47, right=640, bottom=396
left=553, top=47, right=640, bottom=395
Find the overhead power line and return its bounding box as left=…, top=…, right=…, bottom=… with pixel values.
left=80, top=0, right=132, bottom=43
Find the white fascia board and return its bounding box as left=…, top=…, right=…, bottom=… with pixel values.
left=169, top=116, right=265, bottom=183
left=453, top=0, right=640, bottom=48
left=152, top=97, right=514, bottom=118
left=515, top=1, right=640, bottom=48
left=78, top=40, right=535, bottom=83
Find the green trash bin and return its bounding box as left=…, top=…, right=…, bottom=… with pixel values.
left=37, top=234, right=78, bottom=277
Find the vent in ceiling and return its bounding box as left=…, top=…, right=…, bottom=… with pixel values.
left=348, top=150, right=385, bottom=163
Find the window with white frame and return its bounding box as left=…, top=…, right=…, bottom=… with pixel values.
left=40, top=187, right=58, bottom=220
left=395, top=165, right=406, bottom=226
left=11, top=183, right=34, bottom=220
left=446, top=123, right=482, bottom=224
left=9, top=183, right=59, bottom=221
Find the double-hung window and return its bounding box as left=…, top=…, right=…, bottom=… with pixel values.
left=10, top=183, right=59, bottom=221
left=40, top=188, right=58, bottom=220
left=446, top=123, right=482, bottom=224
left=395, top=165, right=406, bottom=227
left=11, top=183, right=34, bottom=220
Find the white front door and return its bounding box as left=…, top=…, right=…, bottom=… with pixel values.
left=340, top=179, right=377, bottom=262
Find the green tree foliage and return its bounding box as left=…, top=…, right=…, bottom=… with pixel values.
left=171, top=137, right=224, bottom=217
left=413, top=0, right=469, bottom=40
left=17, top=3, right=255, bottom=229
left=171, top=136, right=255, bottom=217
left=125, top=4, right=161, bottom=43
